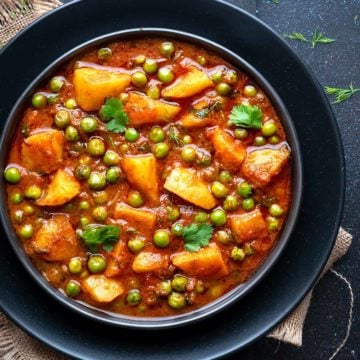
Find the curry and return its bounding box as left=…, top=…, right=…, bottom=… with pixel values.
left=3, top=38, right=291, bottom=317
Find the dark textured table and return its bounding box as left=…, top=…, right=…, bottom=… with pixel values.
left=51, top=0, right=360, bottom=358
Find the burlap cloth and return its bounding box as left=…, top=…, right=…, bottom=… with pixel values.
left=0, top=2, right=354, bottom=359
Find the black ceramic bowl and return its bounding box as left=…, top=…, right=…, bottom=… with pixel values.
left=0, top=28, right=302, bottom=329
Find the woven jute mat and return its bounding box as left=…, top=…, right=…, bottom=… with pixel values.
left=0, top=1, right=354, bottom=359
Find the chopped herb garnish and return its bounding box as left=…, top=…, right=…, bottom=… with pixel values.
left=80, top=224, right=120, bottom=252
left=229, top=104, right=262, bottom=129
left=324, top=83, right=360, bottom=104
left=99, top=97, right=129, bottom=133
left=182, top=223, right=213, bottom=252
left=194, top=108, right=210, bottom=119
left=168, top=125, right=182, bottom=145
left=285, top=27, right=335, bottom=48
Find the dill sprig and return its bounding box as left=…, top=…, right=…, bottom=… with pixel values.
left=285, top=27, right=335, bottom=48
left=324, top=83, right=360, bottom=104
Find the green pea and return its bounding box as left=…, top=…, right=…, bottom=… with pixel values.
left=134, top=54, right=146, bottom=65
left=131, top=71, right=147, bottom=87
left=211, top=181, right=228, bottom=198
left=64, top=98, right=77, bottom=109
left=126, top=289, right=142, bottom=306
left=54, top=110, right=71, bottom=128
left=75, top=164, right=91, bottom=180
left=87, top=255, right=106, bottom=274
left=65, top=280, right=81, bottom=297
left=168, top=292, right=186, bottom=309
left=230, top=247, right=245, bottom=261
left=103, top=151, right=120, bottom=166
left=182, top=135, right=192, bottom=144
left=79, top=200, right=90, bottom=210
left=269, top=204, right=284, bottom=217
left=237, top=182, right=252, bottom=198
left=267, top=216, right=280, bottom=231
left=146, top=85, right=161, bottom=100
left=154, top=142, right=169, bottom=159
left=143, top=59, right=158, bottom=74
left=106, top=167, right=122, bottom=184
left=149, top=127, right=165, bottom=143
left=171, top=222, right=184, bottom=236
left=244, top=243, right=254, bottom=256
left=124, top=128, right=140, bottom=142
left=4, top=167, right=21, bottom=184
left=216, top=82, right=232, bottom=96
left=223, top=195, right=239, bottom=211
left=97, top=47, right=112, bottom=60
left=243, top=85, right=257, bottom=97
left=153, top=230, right=170, bottom=248
left=216, top=230, right=232, bottom=245
left=120, top=143, right=129, bottom=153
left=80, top=116, right=98, bottom=133
left=87, top=138, right=105, bottom=156
left=166, top=206, right=180, bottom=221
left=11, top=192, right=23, bottom=204
left=49, top=76, right=64, bottom=92
left=158, top=280, right=172, bottom=296
left=13, top=210, right=24, bottom=224
left=242, top=198, right=255, bottom=210
left=194, top=211, right=208, bottom=223
left=92, top=206, right=107, bottom=221
left=196, top=55, right=207, bottom=66
left=269, top=135, right=281, bottom=145
left=127, top=237, right=146, bottom=254
left=79, top=216, right=90, bottom=228
left=160, top=41, right=175, bottom=58
left=181, top=146, right=196, bottom=163
left=93, top=191, right=107, bottom=204
left=211, top=70, right=223, bottom=83
left=234, top=128, right=248, bottom=140
left=65, top=126, right=79, bottom=141
left=68, top=257, right=83, bottom=274
left=23, top=204, right=35, bottom=215
left=225, top=70, right=238, bottom=85
left=196, top=151, right=211, bottom=167
left=171, top=276, right=188, bottom=292
left=24, top=185, right=42, bottom=200
left=31, top=93, right=47, bottom=108
left=19, top=224, right=33, bottom=238
left=127, top=190, right=143, bottom=208
left=261, top=122, right=277, bottom=137
left=158, top=67, right=174, bottom=84
left=195, top=281, right=205, bottom=294
left=219, top=171, right=232, bottom=184
left=88, top=172, right=106, bottom=190
left=210, top=209, right=227, bottom=227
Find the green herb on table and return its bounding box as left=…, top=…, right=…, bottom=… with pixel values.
left=182, top=223, right=213, bottom=252
left=229, top=104, right=262, bottom=129
left=99, top=97, right=129, bottom=133
left=324, top=83, right=360, bottom=104
left=271, top=0, right=280, bottom=3
left=285, top=27, right=335, bottom=48
left=80, top=224, right=121, bottom=252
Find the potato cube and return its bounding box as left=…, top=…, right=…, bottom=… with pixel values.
left=132, top=252, right=169, bottom=273
left=164, top=168, right=217, bottom=210
left=82, top=275, right=124, bottom=303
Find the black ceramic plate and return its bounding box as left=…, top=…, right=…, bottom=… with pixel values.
left=0, top=0, right=344, bottom=359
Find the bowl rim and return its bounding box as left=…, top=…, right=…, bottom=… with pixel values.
left=0, top=27, right=303, bottom=330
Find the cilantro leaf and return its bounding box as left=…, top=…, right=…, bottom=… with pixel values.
left=229, top=104, right=262, bottom=129
left=99, top=97, right=129, bottom=133
left=80, top=224, right=120, bottom=252
left=182, top=223, right=213, bottom=252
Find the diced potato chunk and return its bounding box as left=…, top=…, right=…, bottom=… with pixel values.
left=171, top=244, right=229, bottom=279
left=82, top=275, right=124, bottom=303
left=36, top=169, right=81, bottom=206
left=211, top=127, right=246, bottom=171
left=121, top=154, right=159, bottom=203
left=179, top=112, right=212, bottom=128
left=125, top=92, right=181, bottom=126
left=132, top=252, right=169, bottom=273
left=113, top=203, right=156, bottom=239
left=162, top=66, right=213, bottom=98
left=21, top=129, right=64, bottom=174
left=241, top=146, right=290, bottom=187
left=164, top=168, right=217, bottom=210
left=73, top=67, right=131, bottom=111
left=33, top=215, right=78, bottom=261
left=230, top=208, right=267, bottom=243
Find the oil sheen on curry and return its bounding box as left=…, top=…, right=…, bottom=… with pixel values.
left=4, top=38, right=291, bottom=317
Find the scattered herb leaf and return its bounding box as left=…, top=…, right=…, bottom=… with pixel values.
left=168, top=125, right=182, bottom=145
left=285, top=27, right=335, bottom=48
left=99, top=97, right=129, bottom=133
left=80, top=224, right=121, bottom=252
left=229, top=104, right=262, bottom=129
left=271, top=0, right=280, bottom=3
left=194, top=108, right=210, bottom=119
left=324, top=83, right=360, bottom=104
left=182, top=223, right=213, bottom=252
